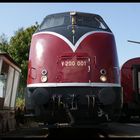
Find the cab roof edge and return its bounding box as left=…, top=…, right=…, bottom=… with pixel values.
left=70, top=11, right=77, bottom=16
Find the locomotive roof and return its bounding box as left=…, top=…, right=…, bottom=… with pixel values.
left=121, top=57, right=140, bottom=69
left=44, top=11, right=102, bottom=19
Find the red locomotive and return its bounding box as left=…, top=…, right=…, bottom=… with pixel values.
left=121, top=57, right=140, bottom=118
left=25, top=11, right=123, bottom=127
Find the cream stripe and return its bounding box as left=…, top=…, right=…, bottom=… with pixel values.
left=27, top=82, right=120, bottom=88
left=33, top=31, right=113, bottom=52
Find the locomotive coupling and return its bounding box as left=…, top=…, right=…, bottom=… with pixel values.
left=52, top=94, right=78, bottom=110
left=65, top=94, right=78, bottom=110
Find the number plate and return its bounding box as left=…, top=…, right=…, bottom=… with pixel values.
left=61, top=60, right=87, bottom=67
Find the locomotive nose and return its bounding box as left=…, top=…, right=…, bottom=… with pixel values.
left=32, top=88, right=50, bottom=105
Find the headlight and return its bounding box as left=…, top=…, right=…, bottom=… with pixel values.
left=100, top=75, right=107, bottom=82
left=41, top=75, right=48, bottom=82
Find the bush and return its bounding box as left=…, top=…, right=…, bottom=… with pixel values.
left=16, top=97, right=25, bottom=110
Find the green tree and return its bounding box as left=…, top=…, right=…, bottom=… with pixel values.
left=0, top=23, right=39, bottom=94
left=9, top=25, right=38, bottom=88
left=0, top=33, right=9, bottom=52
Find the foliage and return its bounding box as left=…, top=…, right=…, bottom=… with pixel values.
left=8, top=24, right=38, bottom=88
left=16, top=97, right=25, bottom=110
left=0, top=33, right=9, bottom=52
left=0, top=23, right=39, bottom=92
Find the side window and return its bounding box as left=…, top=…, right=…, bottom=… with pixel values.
left=0, top=75, right=7, bottom=98
left=0, top=61, right=8, bottom=98
left=138, top=71, right=140, bottom=94
left=132, top=66, right=140, bottom=95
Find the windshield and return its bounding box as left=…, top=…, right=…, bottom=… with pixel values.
left=76, top=15, right=107, bottom=29
left=38, top=13, right=108, bottom=30
left=39, top=14, right=70, bottom=30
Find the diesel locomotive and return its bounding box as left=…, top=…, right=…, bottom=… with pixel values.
left=25, top=11, right=123, bottom=127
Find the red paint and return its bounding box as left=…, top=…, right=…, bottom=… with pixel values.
left=121, top=57, right=140, bottom=104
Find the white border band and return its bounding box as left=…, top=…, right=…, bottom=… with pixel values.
left=27, top=82, right=121, bottom=88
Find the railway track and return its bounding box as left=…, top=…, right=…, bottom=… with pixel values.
left=0, top=124, right=49, bottom=138
left=1, top=121, right=140, bottom=138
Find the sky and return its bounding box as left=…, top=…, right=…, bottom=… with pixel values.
left=0, top=3, right=140, bottom=67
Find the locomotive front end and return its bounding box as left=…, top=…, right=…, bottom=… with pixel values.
left=25, top=11, right=123, bottom=127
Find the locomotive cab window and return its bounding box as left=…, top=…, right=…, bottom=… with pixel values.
left=38, top=12, right=109, bottom=31
left=76, top=15, right=107, bottom=29
left=39, top=15, right=70, bottom=30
